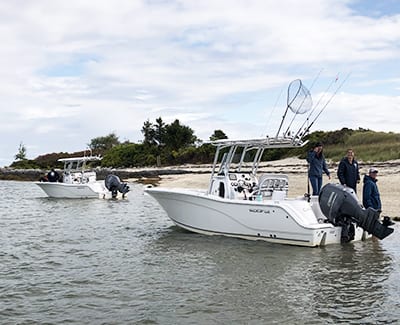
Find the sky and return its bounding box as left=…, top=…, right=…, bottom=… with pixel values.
left=1, top=0, right=400, bottom=167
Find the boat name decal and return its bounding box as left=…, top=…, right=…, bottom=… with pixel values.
left=249, top=208, right=271, bottom=214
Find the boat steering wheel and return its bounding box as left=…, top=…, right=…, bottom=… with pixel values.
left=235, top=177, right=254, bottom=194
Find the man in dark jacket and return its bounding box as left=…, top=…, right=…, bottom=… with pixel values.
left=362, top=168, right=381, bottom=211
left=307, top=142, right=331, bottom=195
left=47, top=169, right=60, bottom=182
left=337, top=148, right=360, bottom=193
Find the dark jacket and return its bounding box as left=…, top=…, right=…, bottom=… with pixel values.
left=337, top=157, right=360, bottom=192
left=47, top=169, right=60, bottom=182
left=307, top=150, right=330, bottom=177
left=362, top=175, right=381, bottom=210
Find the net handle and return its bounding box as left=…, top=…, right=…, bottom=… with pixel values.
left=275, top=79, right=302, bottom=138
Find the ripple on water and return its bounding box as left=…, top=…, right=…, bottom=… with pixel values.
left=0, top=181, right=399, bottom=324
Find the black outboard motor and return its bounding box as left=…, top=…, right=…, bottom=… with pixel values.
left=319, top=183, right=394, bottom=242
left=105, top=174, right=130, bottom=198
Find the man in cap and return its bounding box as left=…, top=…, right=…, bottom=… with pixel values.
left=362, top=168, right=381, bottom=211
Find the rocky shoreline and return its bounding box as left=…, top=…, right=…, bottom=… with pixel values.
left=2, top=159, right=399, bottom=219
left=1, top=158, right=399, bottom=182
left=0, top=167, right=209, bottom=182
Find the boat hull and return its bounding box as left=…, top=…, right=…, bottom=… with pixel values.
left=145, top=187, right=368, bottom=247
left=35, top=182, right=106, bottom=199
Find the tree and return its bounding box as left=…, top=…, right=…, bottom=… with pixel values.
left=101, top=143, right=153, bottom=167
left=164, top=119, right=197, bottom=151
left=141, top=117, right=166, bottom=146
left=210, top=130, right=228, bottom=141
left=15, top=142, right=27, bottom=161
left=141, top=120, right=156, bottom=145
left=88, top=132, right=120, bottom=154
left=154, top=117, right=166, bottom=145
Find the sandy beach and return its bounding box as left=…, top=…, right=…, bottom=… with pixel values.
left=153, top=158, right=400, bottom=219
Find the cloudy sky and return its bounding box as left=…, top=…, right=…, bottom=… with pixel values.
left=1, top=0, right=400, bottom=166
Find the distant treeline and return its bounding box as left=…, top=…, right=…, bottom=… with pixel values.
left=9, top=119, right=400, bottom=170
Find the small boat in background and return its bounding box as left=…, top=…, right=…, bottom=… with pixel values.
left=35, top=156, right=129, bottom=199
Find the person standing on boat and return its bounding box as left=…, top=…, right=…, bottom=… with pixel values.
left=47, top=168, right=60, bottom=182
left=362, top=168, right=381, bottom=211
left=307, top=142, right=331, bottom=195
left=337, top=148, right=360, bottom=193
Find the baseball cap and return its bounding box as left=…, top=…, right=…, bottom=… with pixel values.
left=369, top=168, right=378, bottom=174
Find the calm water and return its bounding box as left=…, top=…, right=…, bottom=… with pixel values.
left=1, top=180, right=400, bottom=324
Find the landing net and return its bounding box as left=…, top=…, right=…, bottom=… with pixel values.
left=287, top=79, right=312, bottom=115
left=275, top=79, right=313, bottom=138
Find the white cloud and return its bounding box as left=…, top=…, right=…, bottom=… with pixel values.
left=0, top=0, right=400, bottom=166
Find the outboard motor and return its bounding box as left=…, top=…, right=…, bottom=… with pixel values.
left=105, top=174, right=130, bottom=198
left=319, top=183, right=394, bottom=242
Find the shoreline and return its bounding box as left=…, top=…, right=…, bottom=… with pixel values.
left=2, top=158, right=398, bottom=218
left=3, top=157, right=400, bottom=181
left=0, top=166, right=209, bottom=182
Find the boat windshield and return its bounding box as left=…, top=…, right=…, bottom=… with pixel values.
left=59, top=156, right=102, bottom=173
left=64, top=160, right=86, bottom=172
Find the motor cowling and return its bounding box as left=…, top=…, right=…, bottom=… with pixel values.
left=105, top=174, right=130, bottom=198
left=319, top=183, right=394, bottom=242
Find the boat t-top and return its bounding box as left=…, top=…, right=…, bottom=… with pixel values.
left=145, top=78, right=394, bottom=246
left=35, top=155, right=129, bottom=199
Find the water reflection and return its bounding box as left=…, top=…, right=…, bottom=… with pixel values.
left=147, top=227, right=398, bottom=324
left=307, top=240, right=393, bottom=324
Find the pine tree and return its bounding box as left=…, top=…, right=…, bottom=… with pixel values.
left=15, top=142, right=27, bottom=161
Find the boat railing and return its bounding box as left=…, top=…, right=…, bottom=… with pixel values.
left=209, top=136, right=305, bottom=148
left=251, top=174, right=289, bottom=200
left=209, top=136, right=307, bottom=180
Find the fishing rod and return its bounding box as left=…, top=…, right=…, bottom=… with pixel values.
left=303, top=72, right=351, bottom=135
left=265, top=86, right=284, bottom=135
left=275, top=79, right=302, bottom=139
left=292, top=74, right=337, bottom=141
left=309, top=68, right=324, bottom=90
left=293, top=72, right=350, bottom=141
left=283, top=88, right=309, bottom=137
left=282, top=69, right=323, bottom=138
